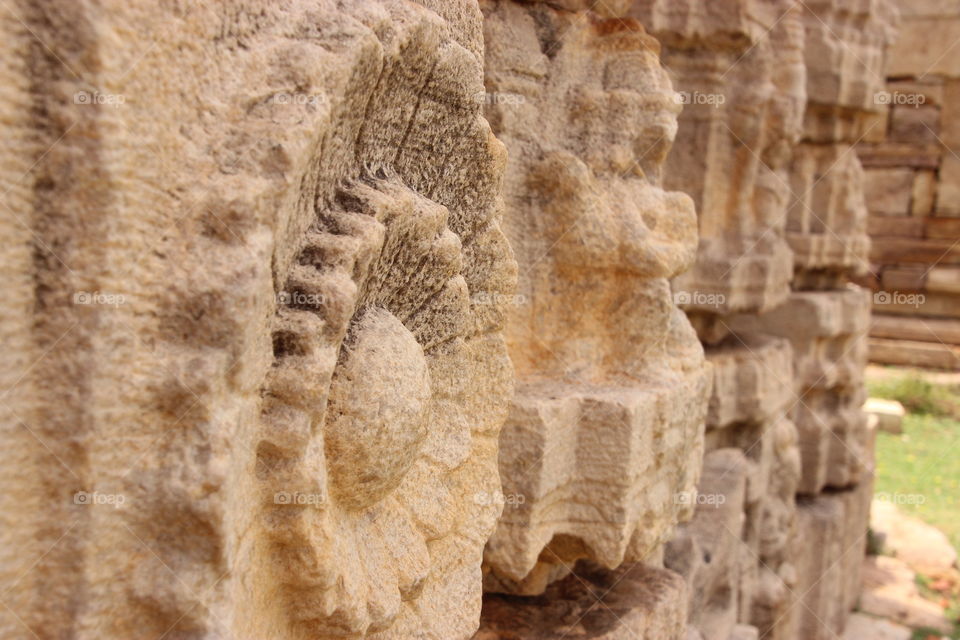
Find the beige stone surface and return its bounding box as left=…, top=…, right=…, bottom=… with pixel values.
left=701, top=336, right=800, bottom=636
left=889, top=105, right=941, bottom=144
left=639, top=2, right=896, bottom=639
left=943, top=79, right=960, bottom=147
left=912, top=169, right=937, bottom=216
left=937, top=154, right=960, bottom=216
left=479, top=0, right=710, bottom=596
left=871, top=500, right=958, bottom=572
left=729, top=288, right=872, bottom=495
left=784, top=481, right=874, bottom=640
left=670, top=335, right=801, bottom=639
left=842, top=612, right=912, bottom=640
left=864, top=168, right=914, bottom=216
left=0, top=2, right=515, bottom=638
left=666, top=449, right=751, bottom=640
left=0, top=0, right=904, bottom=638
left=864, top=398, right=905, bottom=433
left=788, top=144, right=871, bottom=276
left=730, top=288, right=871, bottom=392
left=633, top=0, right=805, bottom=317
left=860, top=555, right=954, bottom=633
left=888, top=17, right=960, bottom=78
left=801, top=0, right=898, bottom=119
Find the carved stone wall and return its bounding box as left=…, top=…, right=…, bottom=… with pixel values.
left=477, top=0, right=710, bottom=610
left=632, top=0, right=897, bottom=639
left=0, top=2, right=514, bottom=639
left=0, top=1, right=902, bottom=639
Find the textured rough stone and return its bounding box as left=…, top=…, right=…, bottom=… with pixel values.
left=784, top=480, right=874, bottom=640
left=0, top=2, right=514, bottom=639
left=871, top=500, right=959, bottom=572
left=842, top=612, right=912, bottom=640
left=863, top=168, right=914, bottom=216
left=0, top=1, right=905, bottom=638
left=729, top=287, right=872, bottom=495
left=860, top=555, right=954, bottom=633
left=695, top=336, right=801, bottom=640
left=479, top=0, right=710, bottom=596
left=633, top=0, right=806, bottom=317
left=633, top=2, right=897, bottom=640
left=864, top=398, right=905, bottom=434
left=665, top=449, right=750, bottom=640
left=788, top=144, right=871, bottom=276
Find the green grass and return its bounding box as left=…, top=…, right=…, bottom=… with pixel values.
left=870, top=369, right=960, bottom=552
left=874, top=412, right=960, bottom=552
left=867, top=374, right=960, bottom=421
left=870, top=371, right=960, bottom=638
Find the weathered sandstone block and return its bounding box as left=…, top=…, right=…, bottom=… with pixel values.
left=0, top=2, right=514, bottom=639
left=729, top=287, right=871, bottom=495
left=697, top=336, right=801, bottom=639
left=788, top=143, right=871, bottom=277
left=784, top=478, right=875, bottom=640
left=666, top=449, right=750, bottom=640
left=729, top=288, right=870, bottom=392
left=479, top=0, right=710, bottom=595
left=787, top=0, right=898, bottom=281
left=633, top=0, right=806, bottom=317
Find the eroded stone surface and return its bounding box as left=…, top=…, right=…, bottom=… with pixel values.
left=479, top=0, right=710, bottom=596
left=632, top=0, right=806, bottom=319
left=686, top=336, right=802, bottom=640
left=0, top=2, right=514, bottom=639
left=0, top=1, right=903, bottom=639
left=785, top=480, right=876, bottom=640
left=730, top=287, right=872, bottom=495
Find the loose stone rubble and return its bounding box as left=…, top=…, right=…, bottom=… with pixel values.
left=0, top=1, right=906, bottom=639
